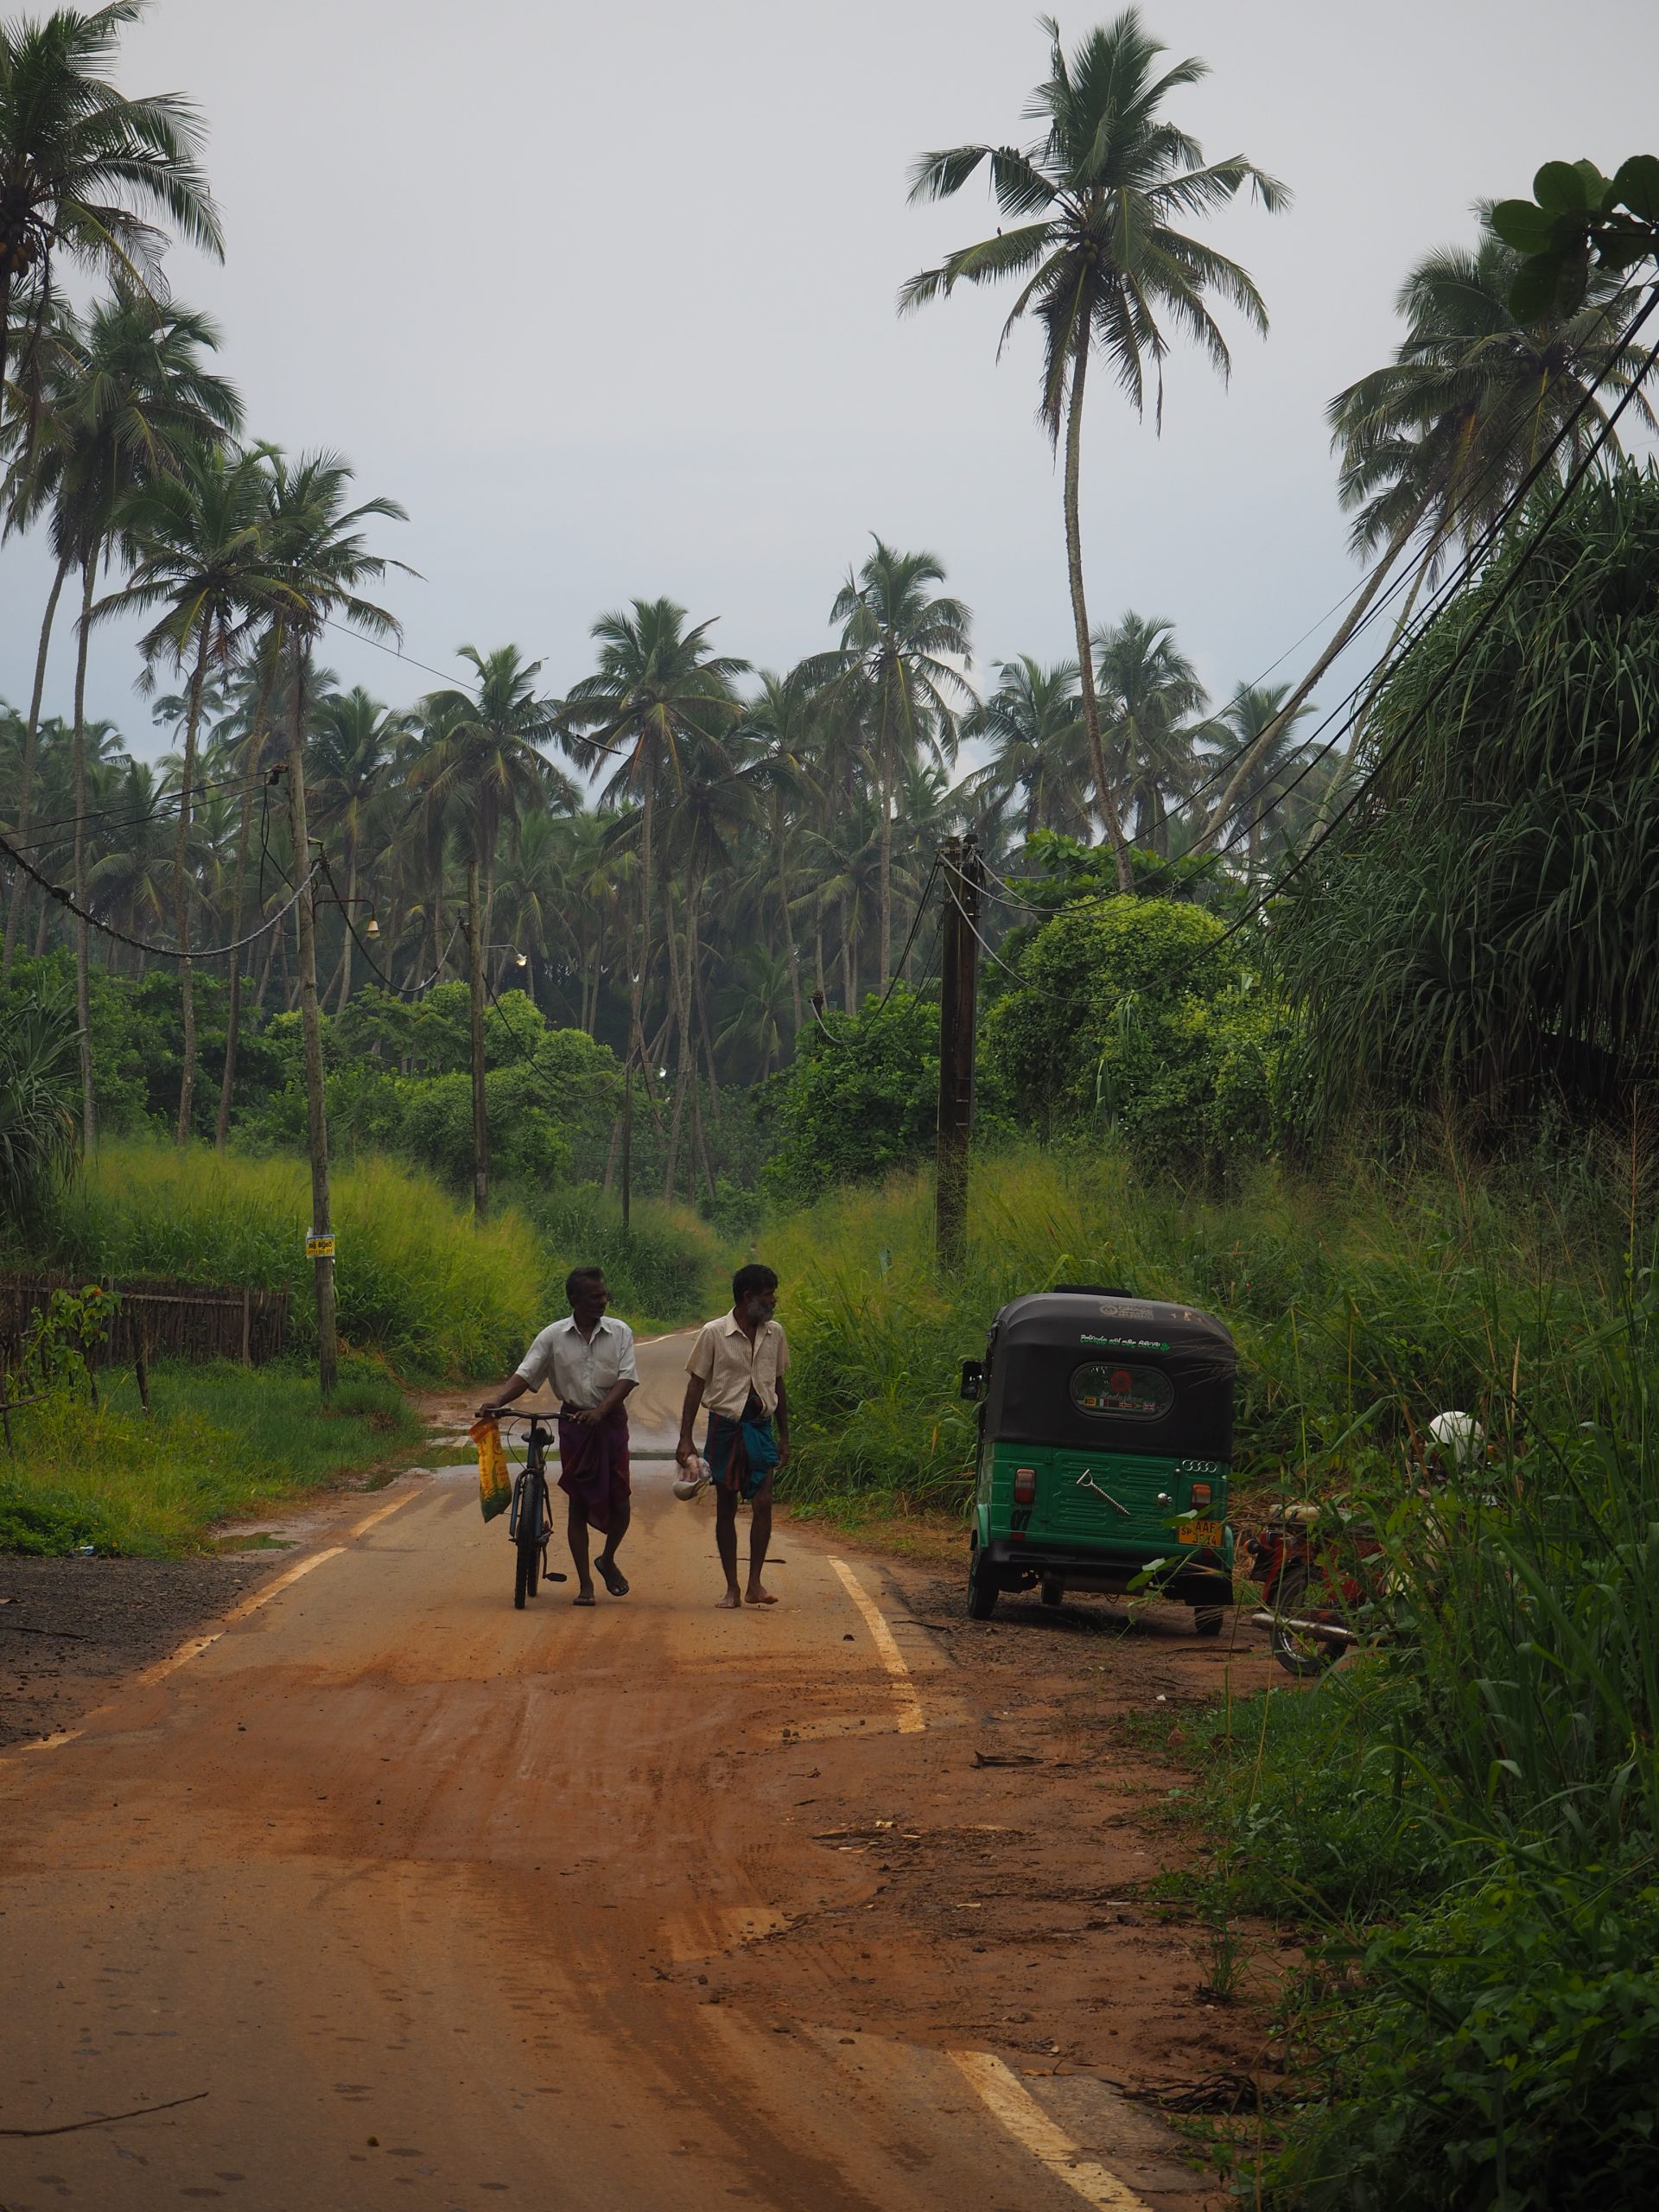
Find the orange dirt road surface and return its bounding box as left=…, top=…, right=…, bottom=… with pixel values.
left=0, top=1333, right=1252, bottom=2210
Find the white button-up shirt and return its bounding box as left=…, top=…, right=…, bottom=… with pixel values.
left=514, top=1315, right=638, bottom=1408
left=685, top=1313, right=790, bottom=1419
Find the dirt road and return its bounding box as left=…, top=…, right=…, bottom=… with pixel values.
left=0, top=1336, right=1251, bottom=2210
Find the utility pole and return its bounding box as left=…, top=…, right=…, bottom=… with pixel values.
left=620, top=1048, right=633, bottom=1235
left=285, top=686, right=338, bottom=1398
left=936, top=832, right=981, bottom=1271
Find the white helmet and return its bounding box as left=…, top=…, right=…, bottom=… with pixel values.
left=1427, top=1410, right=1485, bottom=1468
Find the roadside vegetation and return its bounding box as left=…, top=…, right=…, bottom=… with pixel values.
left=0, top=1356, right=422, bottom=1556
left=5, top=7, right=1659, bottom=2204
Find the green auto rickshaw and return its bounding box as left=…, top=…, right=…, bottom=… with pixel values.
left=960, top=1286, right=1236, bottom=1630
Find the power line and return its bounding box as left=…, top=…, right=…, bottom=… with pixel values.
left=975, top=281, right=1659, bottom=928
left=315, top=852, right=460, bottom=1001
left=0, top=820, right=321, bottom=962
left=806, top=854, right=944, bottom=1046
left=1081, top=310, right=1659, bottom=1015
left=3, top=765, right=273, bottom=855
left=971, top=282, right=1659, bottom=914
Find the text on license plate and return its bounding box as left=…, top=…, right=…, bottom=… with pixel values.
left=1178, top=1519, right=1224, bottom=1547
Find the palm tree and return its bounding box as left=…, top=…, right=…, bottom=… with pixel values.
left=901, top=8, right=1286, bottom=889
left=1092, top=611, right=1208, bottom=856
left=1197, top=226, right=1656, bottom=852
left=963, top=655, right=1090, bottom=843
left=558, top=597, right=747, bottom=1103
left=715, top=945, right=797, bottom=1080
left=410, top=644, right=574, bottom=1218
left=804, top=538, right=971, bottom=979
left=1, top=298, right=79, bottom=982
left=87, top=754, right=168, bottom=949
left=11, top=287, right=238, bottom=1141
left=1207, top=682, right=1319, bottom=877
left=308, top=685, right=408, bottom=1008
left=735, top=665, right=821, bottom=1033
left=0, top=1, right=223, bottom=401
left=260, top=448, right=407, bottom=1395
left=96, top=441, right=280, bottom=1139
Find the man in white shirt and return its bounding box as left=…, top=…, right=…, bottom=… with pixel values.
left=478, top=1268, right=638, bottom=1605
left=676, top=1263, right=791, bottom=1610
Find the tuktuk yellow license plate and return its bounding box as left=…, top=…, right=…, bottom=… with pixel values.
left=1178, top=1518, right=1224, bottom=1547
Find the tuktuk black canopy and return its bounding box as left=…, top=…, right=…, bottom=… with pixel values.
left=982, top=1290, right=1236, bottom=1459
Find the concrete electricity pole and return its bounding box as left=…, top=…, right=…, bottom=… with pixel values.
left=936, top=833, right=982, bottom=1271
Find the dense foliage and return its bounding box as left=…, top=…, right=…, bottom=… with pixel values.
left=1276, top=465, right=1659, bottom=1140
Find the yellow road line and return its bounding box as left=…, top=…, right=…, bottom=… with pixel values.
left=346, top=1486, right=422, bottom=1541
left=948, top=2051, right=1152, bottom=2211
left=137, top=1546, right=346, bottom=1683
left=828, top=1557, right=926, bottom=1735
left=6, top=1491, right=423, bottom=1762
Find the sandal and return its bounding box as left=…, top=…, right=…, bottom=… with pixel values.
left=572, top=1589, right=596, bottom=1607
left=596, top=1559, right=630, bottom=1598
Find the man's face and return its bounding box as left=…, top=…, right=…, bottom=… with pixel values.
left=572, top=1276, right=608, bottom=1323
left=741, top=1285, right=777, bottom=1325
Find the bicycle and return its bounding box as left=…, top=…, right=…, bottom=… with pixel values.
left=503, top=1412, right=569, bottom=1610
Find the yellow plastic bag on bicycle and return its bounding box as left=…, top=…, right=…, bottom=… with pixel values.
left=469, top=1417, right=512, bottom=1522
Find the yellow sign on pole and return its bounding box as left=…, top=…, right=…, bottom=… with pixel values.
left=305, top=1234, right=336, bottom=1260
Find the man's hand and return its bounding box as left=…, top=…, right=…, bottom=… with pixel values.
left=475, top=1402, right=503, bottom=1422
left=776, top=1436, right=792, bottom=1467
left=676, top=1437, right=700, bottom=1470
left=568, top=1405, right=598, bottom=1426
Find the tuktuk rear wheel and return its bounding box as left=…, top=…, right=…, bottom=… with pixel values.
left=967, top=1542, right=1000, bottom=1620
left=1040, top=1577, right=1063, bottom=1608
left=1192, top=1605, right=1224, bottom=1637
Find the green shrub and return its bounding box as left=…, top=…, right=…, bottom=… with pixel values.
left=1274, top=1868, right=1659, bottom=2212
left=759, top=986, right=946, bottom=1208
left=981, top=894, right=1281, bottom=1175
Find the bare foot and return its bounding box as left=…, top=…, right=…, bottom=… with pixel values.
left=744, top=1586, right=779, bottom=1606
left=716, top=1590, right=741, bottom=1610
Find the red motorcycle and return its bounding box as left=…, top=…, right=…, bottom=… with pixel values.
left=1245, top=1502, right=1389, bottom=1676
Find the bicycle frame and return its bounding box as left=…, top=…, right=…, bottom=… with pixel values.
left=501, top=1412, right=568, bottom=1605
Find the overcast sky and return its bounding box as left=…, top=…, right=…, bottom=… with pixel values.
left=5, top=0, right=1658, bottom=760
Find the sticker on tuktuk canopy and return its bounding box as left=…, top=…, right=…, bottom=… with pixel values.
left=1080, top=1332, right=1171, bottom=1351
left=1071, top=1362, right=1175, bottom=1419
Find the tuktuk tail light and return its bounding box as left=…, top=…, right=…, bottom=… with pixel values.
left=1189, top=1482, right=1213, bottom=1509
left=1013, top=1466, right=1037, bottom=1506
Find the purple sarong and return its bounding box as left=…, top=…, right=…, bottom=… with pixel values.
left=556, top=1406, right=631, bottom=1535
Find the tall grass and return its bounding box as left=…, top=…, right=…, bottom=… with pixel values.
left=36, top=1141, right=721, bottom=1376
left=44, top=1142, right=544, bottom=1376
left=508, top=1181, right=726, bottom=1330
left=768, top=1144, right=1637, bottom=1509
left=0, top=1357, right=422, bottom=1554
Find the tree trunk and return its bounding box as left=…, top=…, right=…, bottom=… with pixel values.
left=877, top=694, right=893, bottom=984
left=334, top=830, right=358, bottom=1011
left=70, top=556, right=97, bottom=1152
left=286, top=636, right=338, bottom=1397
left=173, top=623, right=212, bottom=1145
left=1190, top=491, right=1432, bottom=856
left=467, top=842, right=488, bottom=1222
left=662, top=877, right=693, bottom=1204
left=216, top=662, right=278, bottom=1149
left=2, top=550, right=71, bottom=982
left=776, top=802, right=802, bottom=1033
left=1063, top=331, right=1133, bottom=893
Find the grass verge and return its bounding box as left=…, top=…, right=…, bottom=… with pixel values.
left=0, top=1357, right=423, bottom=1556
